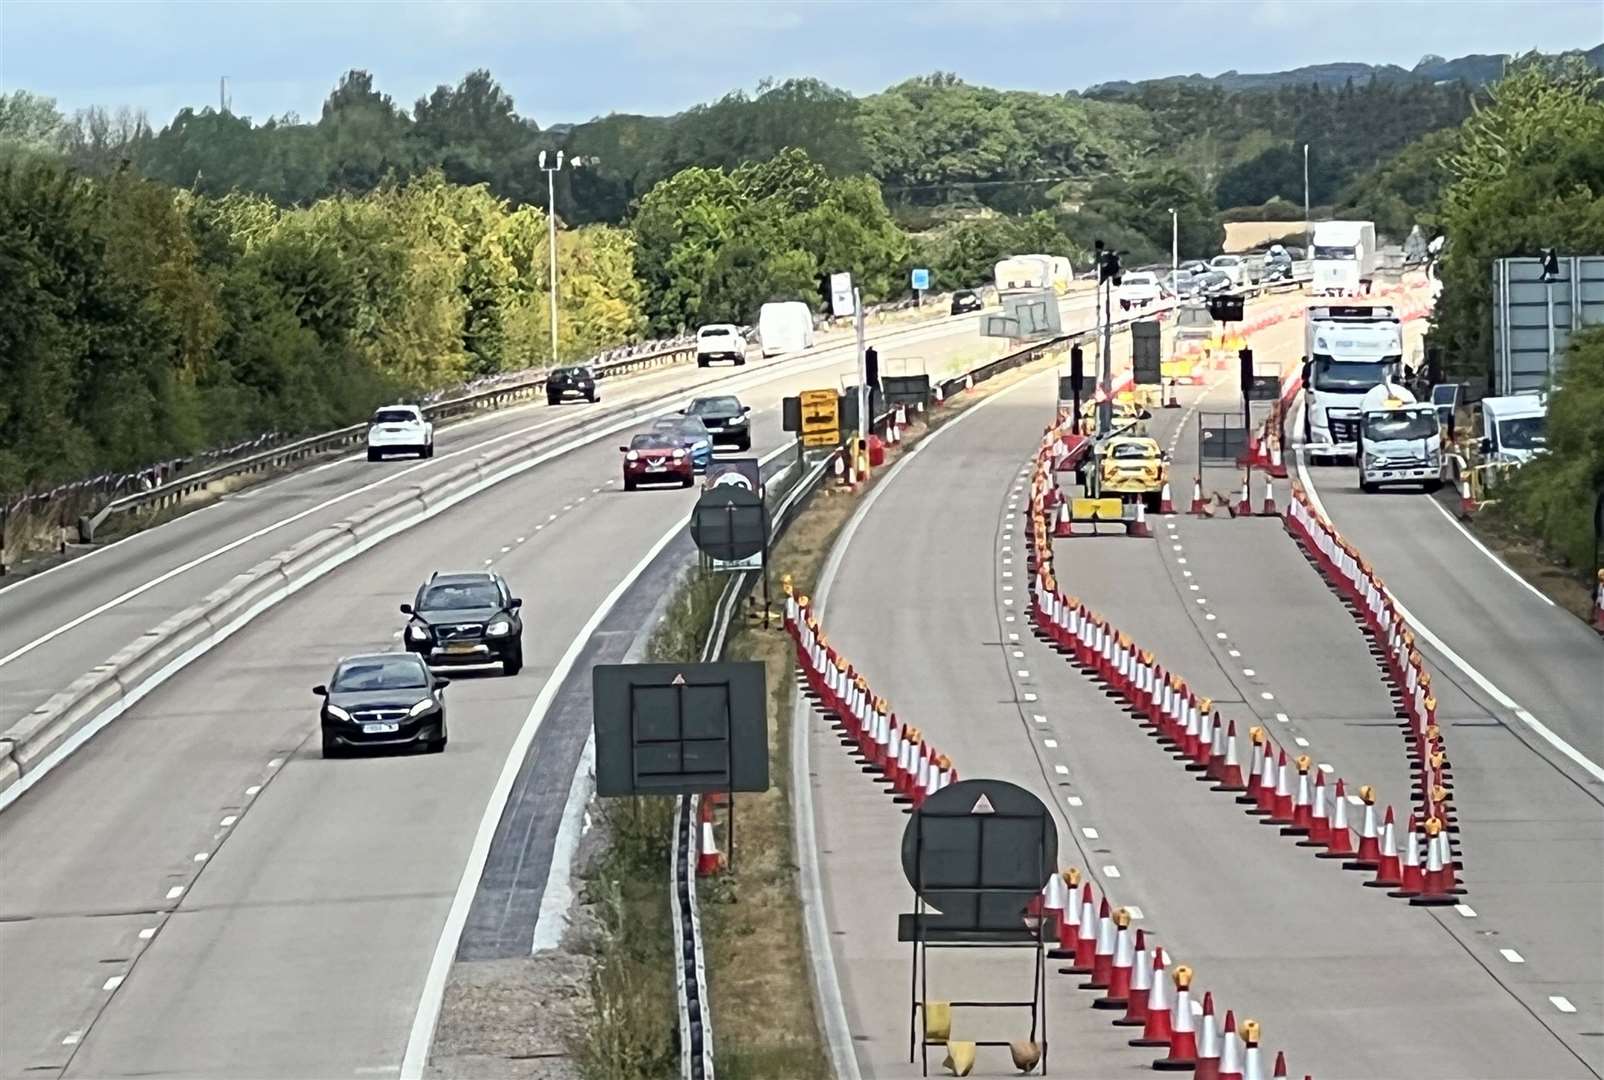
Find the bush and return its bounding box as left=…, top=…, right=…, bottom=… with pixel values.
left=1220, top=197, right=1312, bottom=223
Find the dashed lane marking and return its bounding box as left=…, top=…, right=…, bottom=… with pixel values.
left=1081, top=827, right=1100, bottom=839
left=164, top=886, right=184, bottom=900
left=1103, top=865, right=1121, bottom=878
left=1550, top=996, right=1577, bottom=1014
left=1455, top=904, right=1478, bottom=918
left=101, top=976, right=124, bottom=992
left=1499, top=948, right=1525, bottom=964
left=138, top=927, right=156, bottom=940
left=1066, top=795, right=1083, bottom=807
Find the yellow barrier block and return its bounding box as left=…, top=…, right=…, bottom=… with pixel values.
left=1071, top=497, right=1124, bottom=520
left=924, top=1000, right=952, bottom=1043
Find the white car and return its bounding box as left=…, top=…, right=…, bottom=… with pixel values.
left=367, top=404, right=434, bottom=461
left=1118, top=271, right=1161, bottom=310
left=696, top=324, right=748, bottom=367
left=1208, top=254, right=1259, bottom=289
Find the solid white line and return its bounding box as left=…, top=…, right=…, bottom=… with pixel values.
left=530, top=731, right=595, bottom=954
left=1550, top=995, right=1577, bottom=1013
left=1293, top=413, right=1604, bottom=786
left=1425, top=497, right=1554, bottom=607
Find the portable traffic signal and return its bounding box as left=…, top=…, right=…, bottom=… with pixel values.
left=1070, top=345, right=1085, bottom=394
left=1208, top=294, right=1245, bottom=322
left=1540, top=248, right=1560, bottom=281
left=865, top=346, right=880, bottom=388
left=1094, top=238, right=1123, bottom=285
left=1239, top=348, right=1255, bottom=396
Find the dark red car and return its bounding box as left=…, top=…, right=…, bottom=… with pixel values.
left=621, top=432, right=694, bottom=490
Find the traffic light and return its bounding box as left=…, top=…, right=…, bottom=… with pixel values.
left=1207, top=294, right=1245, bottom=323
left=1094, top=239, right=1122, bottom=285
left=1540, top=248, right=1560, bottom=281
left=865, top=346, right=879, bottom=388
left=1239, top=348, right=1255, bottom=396
left=1070, top=345, right=1085, bottom=394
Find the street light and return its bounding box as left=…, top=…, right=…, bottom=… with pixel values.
left=1169, top=207, right=1178, bottom=283
left=1303, top=143, right=1311, bottom=256
left=539, top=149, right=565, bottom=364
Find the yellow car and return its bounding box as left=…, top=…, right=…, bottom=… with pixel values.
left=1097, top=436, right=1169, bottom=510
left=1079, top=397, right=1151, bottom=436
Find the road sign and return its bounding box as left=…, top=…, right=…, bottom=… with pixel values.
left=882, top=374, right=931, bottom=410
left=592, top=661, right=769, bottom=797
left=705, top=458, right=762, bottom=496
left=689, top=486, right=767, bottom=562
left=911, top=268, right=931, bottom=291
left=800, top=388, right=840, bottom=448
left=1131, top=319, right=1162, bottom=384
left=829, top=272, right=855, bottom=318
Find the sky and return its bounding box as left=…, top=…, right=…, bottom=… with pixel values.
left=3, top=0, right=1601, bottom=126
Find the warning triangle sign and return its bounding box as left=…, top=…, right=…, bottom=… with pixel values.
left=970, top=793, right=995, bottom=815
left=671, top=673, right=686, bottom=686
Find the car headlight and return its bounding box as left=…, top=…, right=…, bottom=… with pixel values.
left=672, top=449, right=686, bottom=460
left=326, top=703, right=353, bottom=722
left=626, top=451, right=639, bottom=461
left=409, top=697, right=437, bottom=717
left=1364, top=453, right=1386, bottom=469
left=407, top=623, right=430, bottom=642
left=727, top=414, right=748, bottom=426
left=486, top=619, right=511, bottom=637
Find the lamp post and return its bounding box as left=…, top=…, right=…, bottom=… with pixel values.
left=539, top=149, right=565, bottom=364
left=1303, top=143, right=1311, bottom=255
left=1169, top=207, right=1178, bottom=283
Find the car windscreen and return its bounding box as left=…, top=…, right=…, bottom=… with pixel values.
left=631, top=433, right=678, bottom=450
left=1314, top=245, right=1356, bottom=260
left=1311, top=357, right=1391, bottom=392
left=332, top=656, right=429, bottom=691
left=1123, top=274, right=1154, bottom=286
left=699, top=327, right=735, bottom=338
left=1211, top=257, right=1239, bottom=267
left=655, top=417, right=707, bottom=436
left=373, top=409, right=417, bottom=424
left=419, top=582, right=501, bottom=610
left=1364, top=412, right=1437, bottom=441
left=954, top=290, right=975, bottom=300
left=1498, top=416, right=1547, bottom=450
left=687, top=397, right=740, bottom=416
left=553, top=367, right=589, bottom=379
left=1109, top=443, right=1155, bottom=460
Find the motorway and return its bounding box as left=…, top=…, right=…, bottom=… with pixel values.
left=0, top=291, right=1114, bottom=1076
left=804, top=284, right=1603, bottom=1078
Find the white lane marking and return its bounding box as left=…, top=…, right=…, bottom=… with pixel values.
left=483, top=558, right=493, bottom=566
left=1176, top=557, right=1187, bottom=564
left=1081, top=827, right=1099, bottom=839
left=1005, top=614, right=1016, bottom=622
left=1294, top=737, right=1310, bottom=748
left=138, top=927, right=156, bottom=940
left=1066, top=795, right=1083, bottom=807
left=517, top=536, right=526, bottom=543
left=531, top=731, right=596, bottom=953
left=1260, top=691, right=1275, bottom=700
left=401, top=438, right=797, bottom=1079
left=1004, top=598, right=1015, bottom=606
left=1188, top=584, right=1200, bottom=592
left=1195, top=598, right=1207, bottom=605
left=1003, top=570, right=1014, bottom=579
left=1455, top=904, right=1478, bottom=918
left=220, top=815, right=237, bottom=827
left=548, top=513, right=558, bottom=521
left=577, top=496, right=587, bottom=504
left=192, top=852, right=208, bottom=862
left=1054, top=764, right=1069, bottom=775
left=500, top=546, right=511, bottom=554
left=1017, top=669, right=1030, bottom=678
left=1499, top=948, right=1525, bottom=964
left=1009, top=633, right=1019, bottom=642
left=62, top=1032, right=83, bottom=1045
left=1103, top=865, right=1121, bottom=878
left=1242, top=667, right=1255, bottom=676
left=1550, top=996, right=1577, bottom=1014
left=1275, top=712, right=1290, bottom=724
left=165, top=886, right=184, bottom=900
left=1042, top=738, right=1058, bottom=748
left=101, top=975, right=124, bottom=991
left=1295, top=430, right=1604, bottom=786
left=268, top=758, right=283, bottom=769
left=245, top=785, right=261, bottom=797
left=1012, top=649, right=1025, bottom=658
left=1215, top=632, right=1227, bottom=640
left=1425, top=498, right=1553, bottom=607
left=1023, top=691, right=1037, bottom=701
left=1205, top=613, right=1217, bottom=621
left=1003, top=584, right=1014, bottom=592
left=1126, top=906, right=1144, bottom=920
left=1227, top=648, right=1240, bottom=657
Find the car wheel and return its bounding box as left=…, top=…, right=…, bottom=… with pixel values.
left=682, top=475, right=694, bottom=488
left=423, top=443, right=434, bottom=459
left=322, top=734, right=344, bottom=758
left=736, top=358, right=746, bottom=366
left=624, top=476, right=636, bottom=491
left=503, top=644, right=522, bottom=676
left=1360, top=479, right=1378, bottom=494
left=367, top=448, right=381, bottom=462
left=547, top=394, right=560, bottom=406
left=697, top=359, right=709, bottom=368
left=588, top=392, right=598, bottom=403
left=1424, top=480, right=1444, bottom=494
left=427, top=728, right=448, bottom=753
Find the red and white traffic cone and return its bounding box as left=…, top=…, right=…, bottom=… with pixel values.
left=1129, top=948, right=1173, bottom=1047
left=1239, top=1020, right=1265, bottom=1080
left=1260, top=479, right=1279, bottom=518
left=1458, top=474, right=1476, bottom=517
left=934, top=382, right=945, bottom=406
left=1316, top=778, right=1356, bottom=859
left=1217, top=1010, right=1244, bottom=1080
left=1344, top=786, right=1381, bottom=871
left=1062, top=883, right=1097, bottom=974
left=1159, top=481, right=1176, bottom=514
left=1235, top=471, right=1254, bottom=517
left=1281, top=756, right=1313, bottom=836
left=1266, top=750, right=1296, bottom=825
left=1130, top=499, right=1153, bottom=538
left=1153, top=965, right=1199, bottom=1069
left=1268, top=435, right=1289, bottom=479
left=1214, top=721, right=1248, bottom=792
left=1189, top=708, right=1216, bottom=771
left=1054, top=500, right=1075, bottom=538
left=1194, top=993, right=1223, bottom=1080
left=1365, top=807, right=1403, bottom=887
left=1297, top=770, right=1333, bottom=848
left=1250, top=743, right=1277, bottom=816
left=1389, top=817, right=1425, bottom=899
left=1190, top=477, right=1207, bottom=516
left=1039, top=863, right=1068, bottom=939
left=1410, top=820, right=1459, bottom=906
left=1165, top=379, right=1181, bottom=409
left=1048, top=868, right=1082, bottom=959
left=696, top=820, right=723, bottom=876
left=1094, top=909, right=1136, bottom=1009
left=1081, top=898, right=1116, bottom=990
left=1116, top=931, right=1154, bottom=1027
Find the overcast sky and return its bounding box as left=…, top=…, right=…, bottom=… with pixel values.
left=4, top=0, right=1600, bottom=125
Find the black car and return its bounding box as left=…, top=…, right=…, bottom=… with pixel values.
left=547, top=366, right=598, bottom=405
left=315, top=652, right=448, bottom=756
left=1195, top=270, right=1233, bottom=295
left=682, top=395, right=752, bottom=450
left=950, top=289, right=983, bottom=315
left=401, top=571, right=524, bottom=674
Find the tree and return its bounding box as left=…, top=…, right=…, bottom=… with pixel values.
left=318, top=70, right=418, bottom=194
left=0, top=90, right=64, bottom=158
left=411, top=70, right=540, bottom=201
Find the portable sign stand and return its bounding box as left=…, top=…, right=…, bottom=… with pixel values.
left=899, top=778, right=1056, bottom=1076
left=690, top=485, right=772, bottom=628
left=912, top=267, right=931, bottom=308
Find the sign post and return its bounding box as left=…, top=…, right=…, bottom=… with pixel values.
left=911, top=267, right=930, bottom=308
left=854, top=287, right=867, bottom=484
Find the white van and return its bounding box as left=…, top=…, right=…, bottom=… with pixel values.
left=757, top=301, right=815, bottom=358
left=1311, top=221, right=1378, bottom=296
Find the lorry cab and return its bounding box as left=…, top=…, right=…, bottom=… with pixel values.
left=1311, top=221, right=1377, bottom=296
left=1475, top=395, right=1548, bottom=465
left=1301, top=305, right=1403, bottom=462
left=1355, top=383, right=1444, bottom=493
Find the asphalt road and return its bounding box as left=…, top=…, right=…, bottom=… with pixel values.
left=0, top=293, right=1102, bottom=738
left=805, top=292, right=1600, bottom=1077
left=0, top=290, right=1117, bottom=1077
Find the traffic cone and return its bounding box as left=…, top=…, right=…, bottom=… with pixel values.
left=1116, top=931, right=1154, bottom=1027
left=1297, top=771, right=1332, bottom=848
left=1250, top=742, right=1277, bottom=816
left=1081, top=898, right=1116, bottom=989
left=1316, top=779, right=1356, bottom=859
left=1272, top=1051, right=1288, bottom=1080
left=1054, top=500, right=1075, bottom=538
left=1409, top=819, right=1458, bottom=906
left=1213, top=721, right=1248, bottom=792
left=1189, top=707, right=1217, bottom=771
left=1261, top=479, right=1279, bottom=518
left=1239, top=1020, right=1264, bottom=1080
left=1159, top=481, right=1176, bottom=514
left=1130, top=499, right=1153, bottom=538
left=1217, top=1010, right=1244, bottom=1080
left=1062, top=883, right=1097, bottom=974
left=1190, top=478, right=1207, bottom=515
left=696, top=820, right=723, bottom=876
left=1458, top=474, right=1475, bottom=517
left=1268, top=435, right=1288, bottom=479
left=1235, top=472, right=1253, bottom=517
left=1343, top=785, right=1381, bottom=870
left=1365, top=808, right=1402, bottom=888
left=1165, top=379, right=1181, bottom=408
left=1129, top=948, right=1173, bottom=1047
left=1236, top=728, right=1266, bottom=804
left=1280, top=755, right=1313, bottom=836
left=1049, top=868, right=1081, bottom=958
left=1194, top=993, right=1222, bottom=1080
left=1389, top=818, right=1425, bottom=899
left=1153, top=965, right=1199, bottom=1069
left=934, top=382, right=945, bottom=405
left=1094, top=909, right=1136, bottom=1008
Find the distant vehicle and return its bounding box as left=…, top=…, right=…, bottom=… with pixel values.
left=621, top=431, right=694, bottom=490
left=1194, top=270, right=1233, bottom=295
left=994, top=255, right=1060, bottom=296
left=314, top=651, right=448, bottom=757
left=1302, top=304, right=1404, bottom=461
left=1208, top=254, right=1259, bottom=289
left=697, top=323, right=749, bottom=366
left=756, top=302, right=813, bottom=358
left=1118, top=271, right=1162, bottom=310
left=1180, top=260, right=1209, bottom=277
left=652, top=415, right=714, bottom=470
left=1262, top=246, right=1294, bottom=282
left=1022, top=253, right=1074, bottom=294
left=400, top=570, right=524, bottom=675
left=1097, top=436, right=1170, bottom=511
left=1356, top=383, right=1444, bottom=493
left=1311, top=221, right=1378, bottom=296
left=366, top=404, right=434, bottom=462
left=546, top=365, right=598, bottom=405
left=950, top=289, right=984, bottom=315
left=1165, top=270, right=1200, bottom=299
left=682, top=395, right=753, bottom=450
left=1475, top=395, right=1548, bottom=465
left=1172, top=302, right=1214, bottom=353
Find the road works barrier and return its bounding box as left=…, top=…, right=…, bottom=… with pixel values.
left=782, top=587, right=1309, bottom=1078
left=1021, top=423, right=1460, bottom=907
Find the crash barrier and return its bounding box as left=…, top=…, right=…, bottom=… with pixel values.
left=783, top=588, right=1308, bottom=1077
left=1283, top=485, right=1467, bottom=902
left=0, top=389, right=711, bottom=808
left=1023, top=434, right=1462, bottom=906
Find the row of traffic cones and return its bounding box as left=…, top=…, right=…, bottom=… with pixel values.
left=1283, top=485, right=1467, bottom=904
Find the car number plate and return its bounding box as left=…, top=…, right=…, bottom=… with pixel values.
left=444, top=642, right=478, bottom=655
left=363, top=722, right=399, bottom=734
left=646, top=461, right=667, bottom=471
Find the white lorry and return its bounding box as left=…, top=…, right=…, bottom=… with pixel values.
left=1301, top=304, right=1404, bottom=462
left=755, top=302, right=814, bottom=358
left=1355, top=382, right=1444, bottom=493
left=1311, top=220, right=1378, bottom=296
left=1475, top=394, right=1548, bottom=465
left=994, top=255, right=1053, bottom=296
